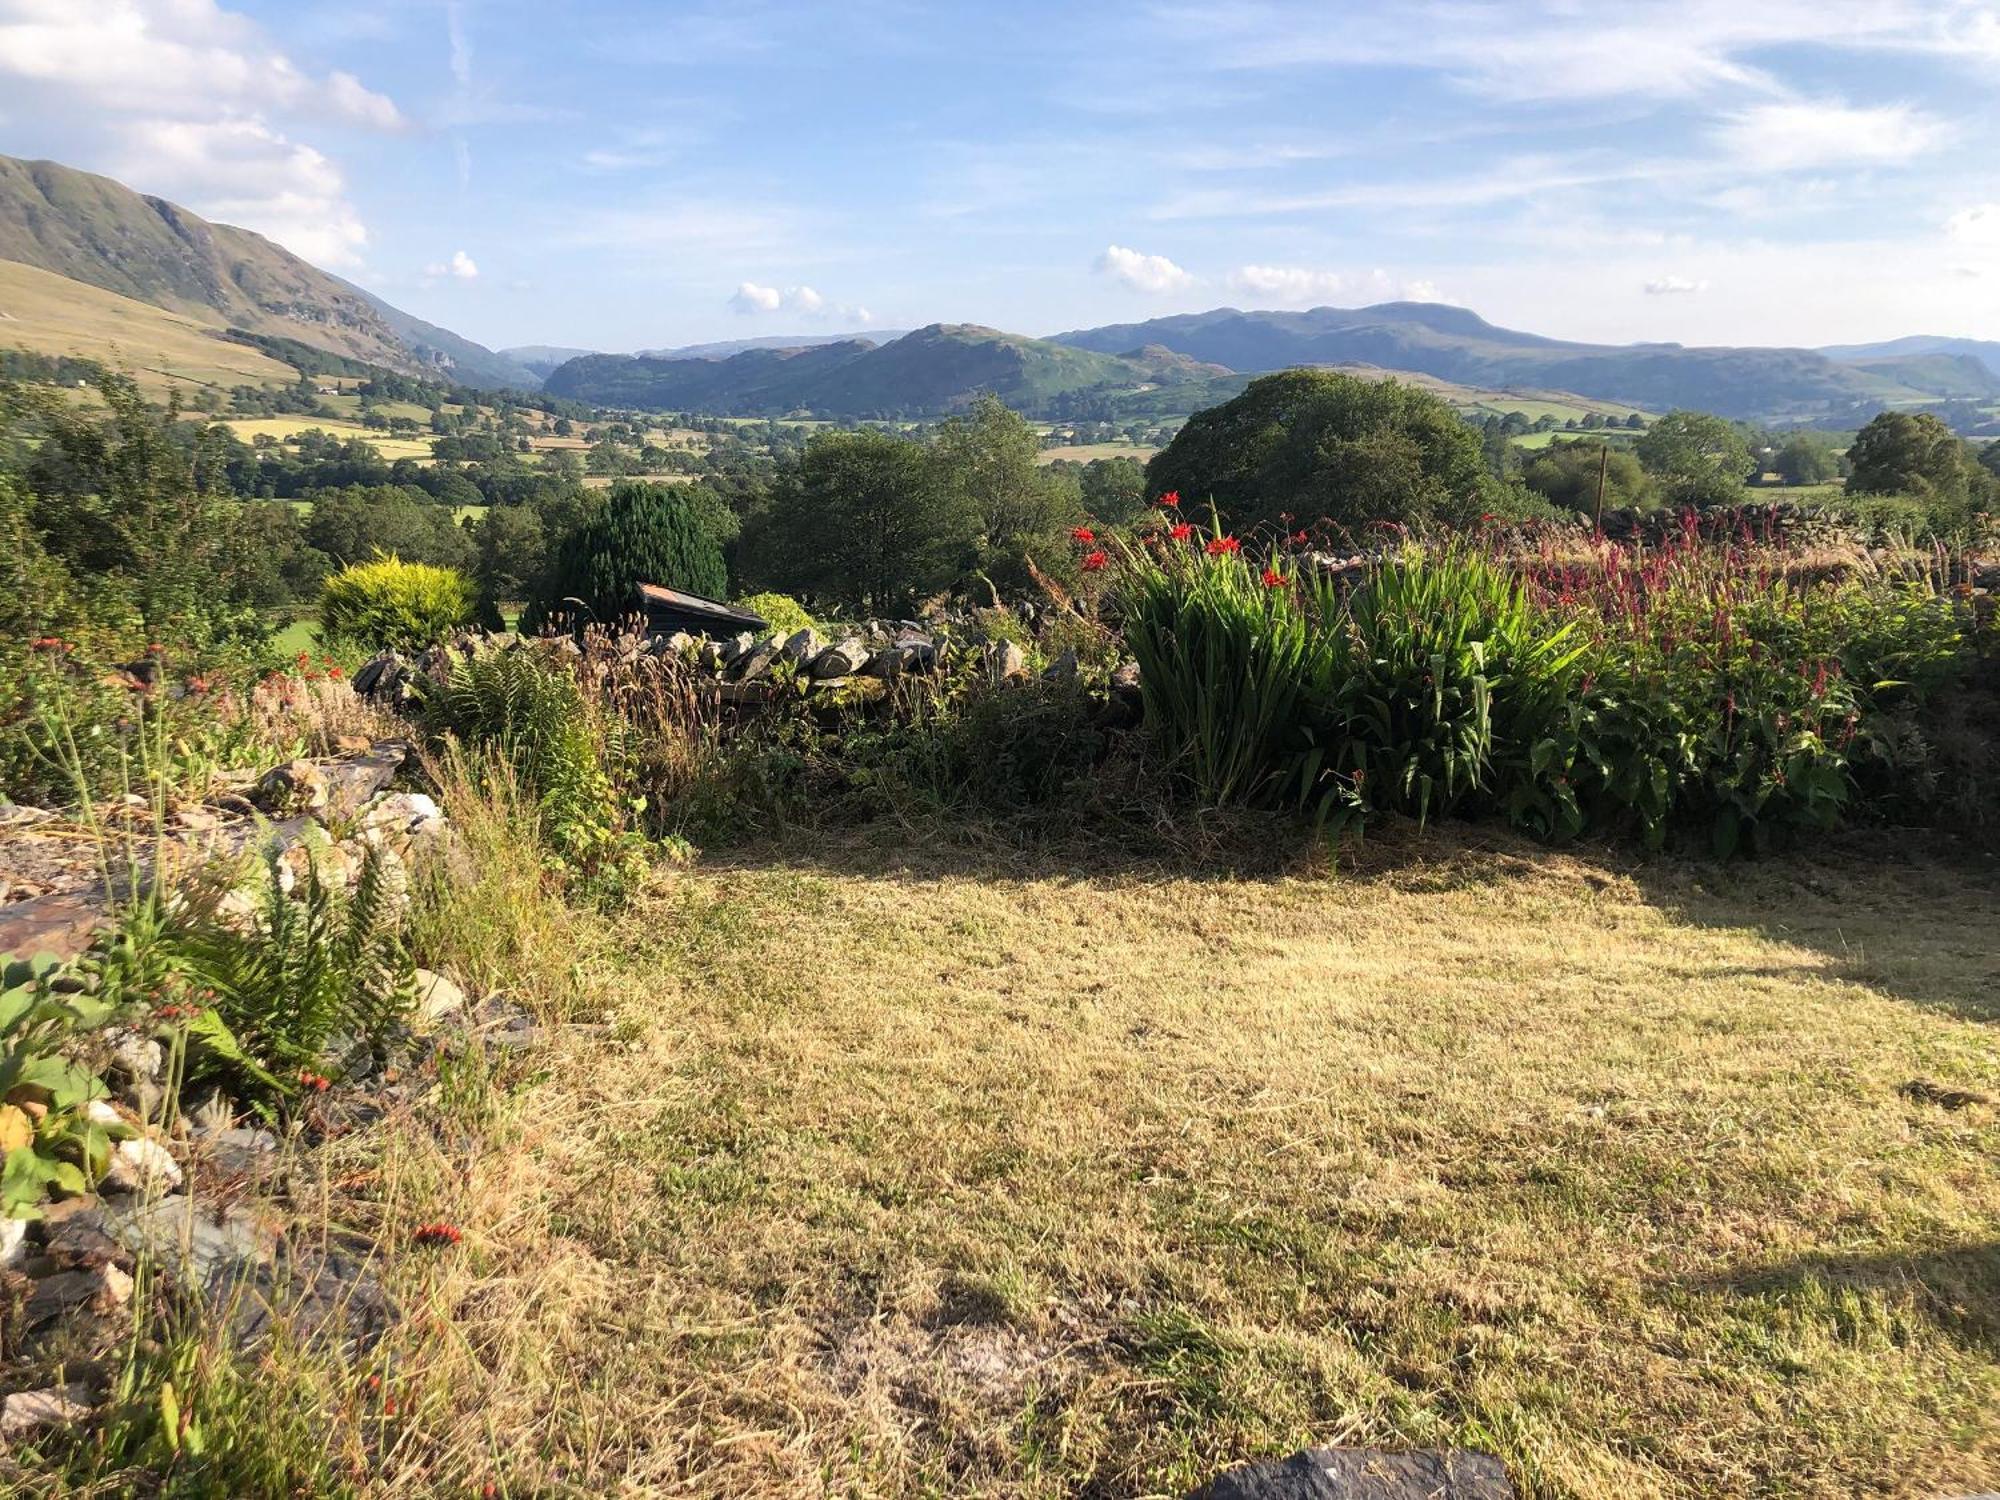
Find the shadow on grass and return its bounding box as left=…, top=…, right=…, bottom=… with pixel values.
left=1623, top=830, right=2000, bottom=1023
left=695, top=812, right=2000, bottom=1021
left=1693, top=1241, right=2000, bottom=1358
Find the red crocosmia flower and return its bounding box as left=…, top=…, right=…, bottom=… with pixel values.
left=1157, top=490, right=1181, bottom=508
left=1205, top=536, right=1241, bottom=555
left=1291, top=530, right=1309, bottom=546
left=414, top=1222, right=463, bottom=1248
left=1480, top=512, right=1496, bottom=523
left=328, top=665, right=345, bottom=680
left=298, top=1069, right=331, bottom=1093
left=1080, top=550, right=1109, bottom=573
left=146, top=642, right=164, bottom=655
left=1168, top=522, right=1194, bottom=542
left=1069, top=526, right=1096, bottom=543
left=1261, top=567, right=1285, bottom=589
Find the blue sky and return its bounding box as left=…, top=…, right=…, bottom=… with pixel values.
left=2, top=0, right=1999, bottom=352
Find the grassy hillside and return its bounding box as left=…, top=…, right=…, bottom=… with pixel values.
left=544, top=324, right=1227, bottom=418
left=0, top=153, right=535, bottom=391
left=0, top=256, right=297, bottom=392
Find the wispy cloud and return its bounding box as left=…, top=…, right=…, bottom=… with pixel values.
left=1644, top=274, right=1710, bottom=295
left=1711, top=100, right=1952, bottom=171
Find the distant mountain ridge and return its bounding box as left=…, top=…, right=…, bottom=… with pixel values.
left=1817, top=334, right=2000, bottom=379
left=541, top=324, right=1227, bottom=417
left=1051, top=303, right=2000, bottom=419
left=0, top=153, right=537, bottom=390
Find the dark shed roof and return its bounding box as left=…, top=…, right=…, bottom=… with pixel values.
left=634, top=583, right=768, bottom=638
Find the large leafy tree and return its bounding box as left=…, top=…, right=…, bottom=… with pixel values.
left=1633, top=410, right=1754, bottom=506
left=1520, top=438, right=1653, bottom=514
left=930, top=396, right=1084, bottom=597
left=1773, top=435, right=1839, bottom=486
left=745, top=430, right=973, bottom=616
left=530, top=480, right=728, bottom=628
left=1845, top=411, right=1979, bottom=502
left=1144, top=369, right=1493, bottom=532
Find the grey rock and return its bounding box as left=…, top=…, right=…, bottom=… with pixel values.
left=412, top=967, right=470, bottom=1024
left=253, top=759, right=329, bottom=816
left=1187, top=1448, right=1517, bottom=1500
left=0, top=1217, right=25, bottom=1270
left=730, top=639, right=780, bottom=682
left=812, top=637, right=868, bottom=679
left=1110, top=660, right=1141, bottom=694
left=989, top=640, right=1028, bottom=684
left=860, top=646, right=909, bottom=679
left=104, top=1028, right=164, bottom=1088
left=214, top=1242, right=396, bottom=1355
left=1042, top=648, right=1079, bottom=683
left=0, top=1384, right=93, bottom=1438
left=0, top=802, right=56, bottom=828
left=96, top=1196, right=279, bottom=1284
left=779, top=627, right=822, bottom=665
left=99, top=1135, right=183, bottom=1196
left=321, top=744, right=407, bottom=821
left=23, top=1261, right=132, bottom=1327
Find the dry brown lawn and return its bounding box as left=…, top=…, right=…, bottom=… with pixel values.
left=330, top=822, right=2000, bottom=1498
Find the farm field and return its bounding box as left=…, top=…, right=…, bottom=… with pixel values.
left=215, top=416, right=438, bottom=462
left=359, top=823, right=2000, bottom=1497
left=581, top=471, right=695, bottom=487
left=0, top=258, right=297, bottom=394
left=1038, top=440, right=1159, bottom=465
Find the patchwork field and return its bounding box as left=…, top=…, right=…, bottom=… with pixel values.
left=215, top=416, right=439, bottom=462
left=368, top=822, right=2000, bottom=1497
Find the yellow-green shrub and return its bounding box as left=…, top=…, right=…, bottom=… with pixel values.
left=318, top=555, right=474, bottom=654
left=736, top=591, right=815, bottom=636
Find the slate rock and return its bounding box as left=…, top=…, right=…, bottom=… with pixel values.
left=253, top=760, right=330, bottom=816
left=0, top=1383, right=93, bottom=1438
left=812, top=637, right=869, bottom=679
left=211, top=1242, right=397, bottom=1356
left=1186, top=1448, right=1517, bottom=1500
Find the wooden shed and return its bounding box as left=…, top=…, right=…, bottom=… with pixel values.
left=633, top=583, right=768, bottom=641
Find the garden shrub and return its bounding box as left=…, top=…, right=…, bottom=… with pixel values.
left=736, top=592, right=815, bottom=637
left=319, top=555, right=474, bottom=654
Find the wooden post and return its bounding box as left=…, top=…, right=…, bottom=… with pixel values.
left=1593, top=442, right=1610, bottom=531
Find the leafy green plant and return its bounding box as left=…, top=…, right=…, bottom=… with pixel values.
left=0, top=954, right=125, bottom=1218
left=423, top=643, right=646, bottom=894
left=1123, top=528, right=1337, bottom=807
left=174, top=848, right=414, bottom=1099
left=318, top=554, right=475, bottom=654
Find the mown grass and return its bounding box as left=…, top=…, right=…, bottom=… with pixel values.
left=303, top=817, right=2000, bottom=1497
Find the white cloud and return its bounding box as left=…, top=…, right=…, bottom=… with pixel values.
left=1946, top=203, right=2000, bottom=246
left=1229, top=264, right=1346, bottom=304
left=1158, top=1, right=2000, bottom=105
left=1097, top=244, right=1195, bottom=294
left=1711, top=100, right=1951, bottom=172
left=0, top=0, right=403, bottom=127
left=425, top=249, right=480, bottom=281
left=109, top=117, right=369, bottom=268
left=729, top=281, right=784, bottom=314
left=0, top=1, right=401, bottom=270
left=727, top=282, right=853, bottom=319
left=1644, top=275, right=1711, bottom=294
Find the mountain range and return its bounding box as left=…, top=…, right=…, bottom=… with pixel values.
left=2, top=151, right=1998, bottom=426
